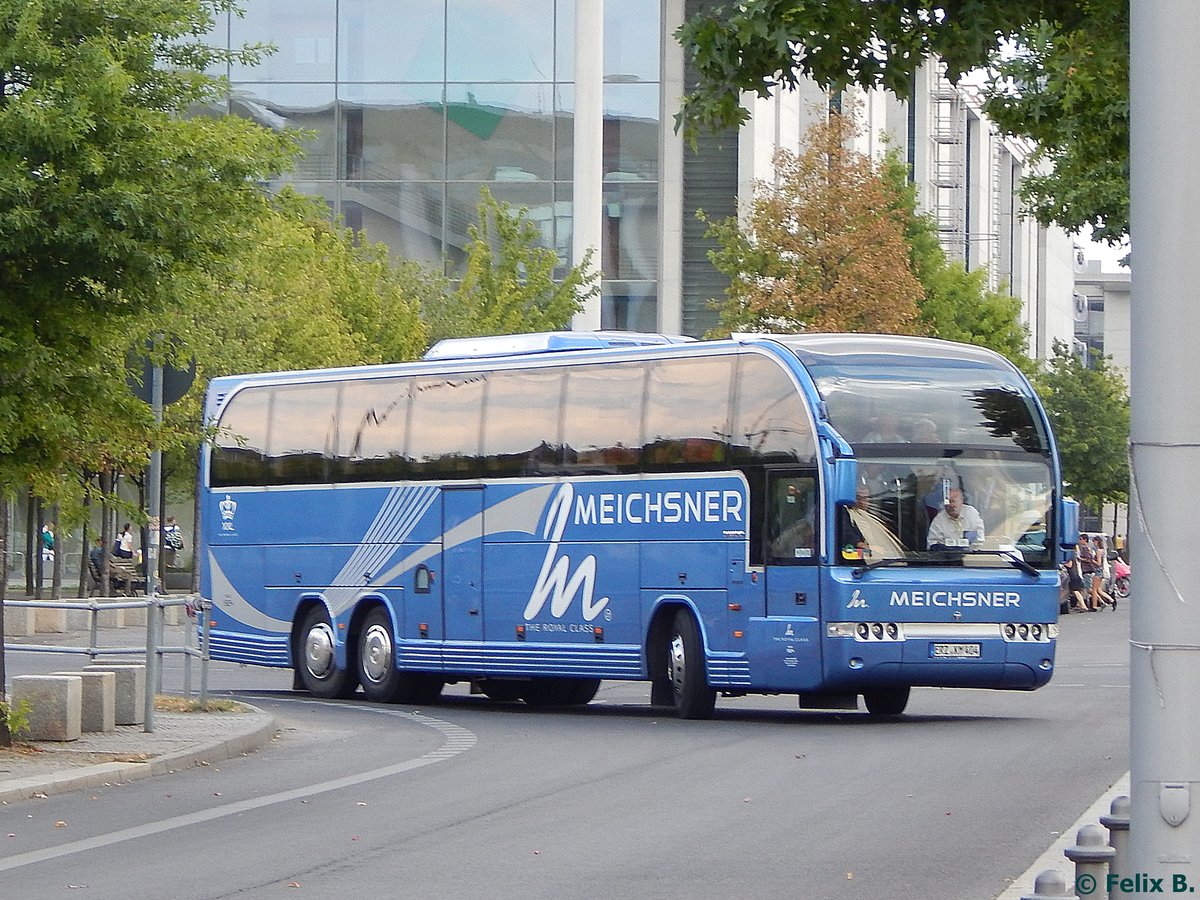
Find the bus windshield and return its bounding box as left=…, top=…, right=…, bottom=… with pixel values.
left=836, top=451, right=1053, bottom=569
left=771, top=335, right=1054, bottom=569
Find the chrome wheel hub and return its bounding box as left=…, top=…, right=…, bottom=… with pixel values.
left=304, top=622, right=336, bottom=679
left=361, top=623, right=393, bottom=685
left=669, top=632, right=686, bottom=695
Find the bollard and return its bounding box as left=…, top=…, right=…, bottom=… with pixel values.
left=1022, top=868, right=1079, bottom=900
left=1064, top=823, right=1115, bottom=900
left=1100, top=796, right=1131, bottom=900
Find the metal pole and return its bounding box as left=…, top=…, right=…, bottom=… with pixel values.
left=199, top=599, right=211, bottom=706
left=143, top=361, right=163, bottom=732
left=1129, top=0, right=1200, bottom=882
left=183, top=601, right=193, bottom=699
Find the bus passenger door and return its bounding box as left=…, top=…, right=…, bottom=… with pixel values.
left=442, top=486, right=484, bottom=643
left=761, top=471, right=823, bottom=686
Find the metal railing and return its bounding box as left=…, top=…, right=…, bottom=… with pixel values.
left=5, top=593, right=213, bottom=732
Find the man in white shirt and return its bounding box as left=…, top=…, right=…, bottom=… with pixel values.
left=927, top=488, right=986, bottom=549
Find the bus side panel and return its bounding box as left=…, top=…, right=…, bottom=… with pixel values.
left=262, top=545, right=343, bottom=587
left=482, top=540, right=642, bottom=647
left=641, top=541, right=729, bottom=590
left=206, top=544, right=293, bottom=666
left=442, top=487, right=484, bottom=644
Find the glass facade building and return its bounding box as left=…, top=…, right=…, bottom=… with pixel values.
left=212, top=0, right=664, bottom=331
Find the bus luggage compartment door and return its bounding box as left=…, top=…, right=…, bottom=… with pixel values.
left=442, top=486, right=484, bottom=644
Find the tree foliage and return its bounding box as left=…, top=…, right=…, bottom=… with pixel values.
left=982, top=3, right=1129, bottom=246
left=1034, top=341, right=1130, bottom=512
left=0, top=0, right=298, bottom=487
left=421, top=187, right=599, bottom=345
left=676, top=0, right=1129, bottom=243
left=705, top=110, right=923, bottom=336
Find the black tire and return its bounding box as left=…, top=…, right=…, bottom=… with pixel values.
left=668, top=610, right=716, bottom=719
left=562, top=678, right=601, bottom=706
left=480, top=679, right=525, bottom=702
left=863, top=686, right=910, bottom=716
left=520, top=678, right=572, bottom=707
left=296, top=606, right=358, bottom=699
left=356, top=607, right=405, bottom=703
left=649, top=677, right=674, bottom=707
left=398, top=674, right=444, bottom=705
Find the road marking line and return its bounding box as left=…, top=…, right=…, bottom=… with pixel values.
left=0, top=704, right=475, bottom=873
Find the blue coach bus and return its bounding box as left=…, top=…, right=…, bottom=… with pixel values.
left=200, top=332, right=1077, bottom=718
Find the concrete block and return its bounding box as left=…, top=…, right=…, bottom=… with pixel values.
left=34, top=604, right=67, bottom=633
left=94, top=599, right=126, bottom=629
left=161, top=603, right=183, bottom=627
left=4, top=601, right=38, bottom=637
left=123, top=599, right=148, bottom=628
left=83, top=663, right=146, bottom=725
left=11, top=675, right=82, bottom=741
left=53, top=670, right=116, bottom=733
left=62, top=602, right=90, bottom=631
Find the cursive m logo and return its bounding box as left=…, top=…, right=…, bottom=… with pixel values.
left=524, top=484, right=610, bottom=622
left=847, top=589, right=868, bottom=609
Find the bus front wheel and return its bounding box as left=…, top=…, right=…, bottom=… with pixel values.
left=668, top=610, right=716, bottom=719
left=297, top=606, right=358, bottom=699
left=863, top=686, right=910, bottom=716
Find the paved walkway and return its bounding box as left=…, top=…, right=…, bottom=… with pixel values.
left=1, top=608, right=276, bottom=805
left=0, top=705, right=276, bottom=804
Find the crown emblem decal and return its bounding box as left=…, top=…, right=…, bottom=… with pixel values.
left=219, top=494, right=238, bottom=521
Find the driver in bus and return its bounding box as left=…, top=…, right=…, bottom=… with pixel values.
left=926, top=487, right=986, bottom=550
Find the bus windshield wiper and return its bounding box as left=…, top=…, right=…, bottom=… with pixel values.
left=853, top=550, right=1039, bottom=578
left=851, top=556, right=910, bottom=578
left=959, top=548, right=1040, bottom=577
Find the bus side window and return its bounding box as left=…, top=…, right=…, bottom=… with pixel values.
left=767, top=474, right=817, bottom=564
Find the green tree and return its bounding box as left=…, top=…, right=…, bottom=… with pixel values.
left=676, top=0, right=1129, bottom=243
left=1035, top=341, right=1130, bottom=514
left=982, top=6, right=1129, bottom=247
left=705, top=110, right=923, bottom=336
left=168, top=192, right=434, bottom=379
left=884, top=156, right=1033, bottom=369
left=421, top=187, right=599, bottom=345
left=147, top=193, right=438, bottom=581
left=0, top=0, right=299, bottom=487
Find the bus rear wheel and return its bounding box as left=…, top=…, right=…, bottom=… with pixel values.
left=668, top=610, right=716, bottom=719
left=863, top=686, right=910, bottom=716
left=357, top=607, right=405, bottom=703
left=520, top=678, right=571, bottom=706
left=479, top=679, right=524, bottom=702
left=297, top=606, right=358, bottom=699
left=562, top=678, right=601, bottom=706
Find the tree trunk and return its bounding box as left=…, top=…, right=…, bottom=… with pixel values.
left=24, top=489, right=34, bottom=596
left=1, top=494, right=11, bottom=747
left=34, top=498, right=44, bottom=600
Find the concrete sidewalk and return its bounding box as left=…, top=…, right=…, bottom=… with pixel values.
left=0, top=703, right=276, bottom=804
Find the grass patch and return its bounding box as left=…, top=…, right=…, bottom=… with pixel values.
left=154, top=695, right=245, bottom=714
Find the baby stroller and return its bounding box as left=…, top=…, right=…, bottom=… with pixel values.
left=1113, top=556, right=1131, bottom=599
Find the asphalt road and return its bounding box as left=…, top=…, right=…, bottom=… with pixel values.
left=1, top=603, right=1129, bottom=899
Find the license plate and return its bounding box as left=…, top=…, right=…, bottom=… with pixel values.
left=931, top=642, right=981, bottom=659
